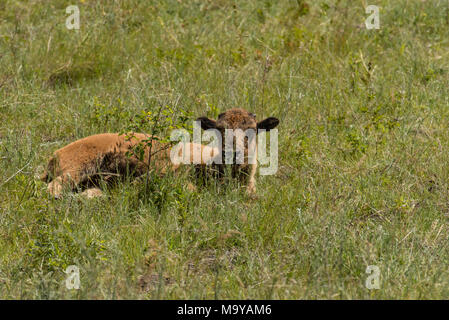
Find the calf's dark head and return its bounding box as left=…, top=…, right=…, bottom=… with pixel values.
left=196, top=108, right=279, bottom=178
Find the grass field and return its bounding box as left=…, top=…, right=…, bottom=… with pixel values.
left=1, top=0, right=449, bottom=299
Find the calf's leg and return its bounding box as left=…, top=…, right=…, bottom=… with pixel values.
left=47, top=171, right=83, bottom=198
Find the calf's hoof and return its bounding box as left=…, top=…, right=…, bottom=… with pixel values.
left=186, top=182, right=197, bottom=192
left=246, top=185, right=258, bottom=200
left=47, top=179, right=63, bottom=199
left=81, top=188, right=104, bottom=199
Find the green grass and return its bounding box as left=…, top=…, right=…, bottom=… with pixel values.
left=1, top=0, right=449, bottom=299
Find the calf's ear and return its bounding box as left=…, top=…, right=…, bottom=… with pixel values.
left=196, top=117, right=217, bottom=130
left=257, top=117, right=279, bottom=131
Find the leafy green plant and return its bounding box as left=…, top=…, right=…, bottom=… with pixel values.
left=122, top=103, right=193, bottom=198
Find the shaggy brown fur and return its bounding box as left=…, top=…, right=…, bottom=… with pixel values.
left=41, top=133, right=217, bottom=198
left=197, top=108, right=279, bottom=194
